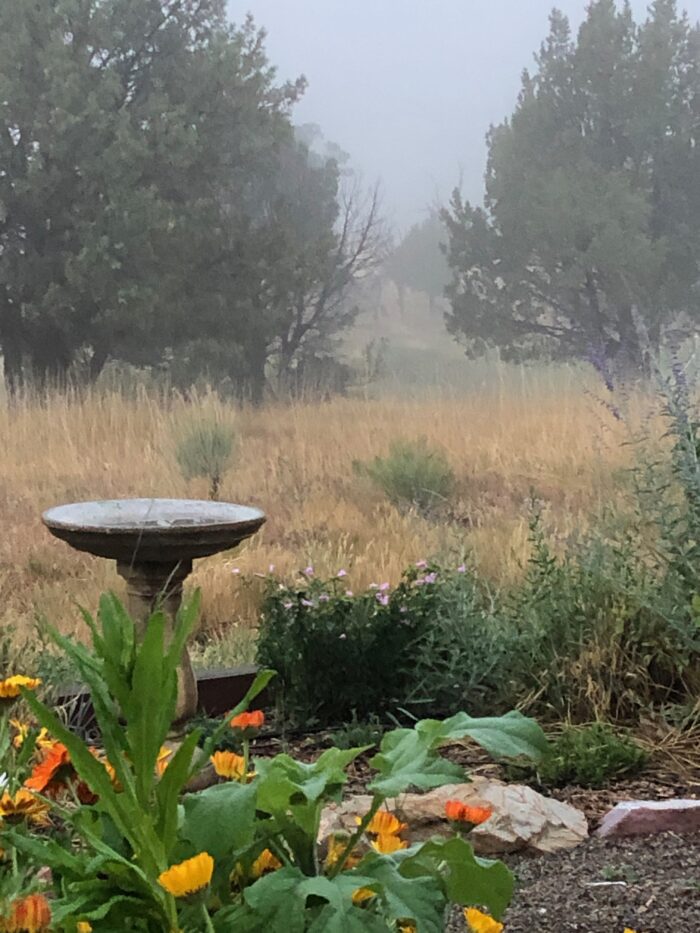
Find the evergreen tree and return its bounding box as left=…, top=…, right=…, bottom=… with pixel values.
left=443, top=0, right=700, bottom=373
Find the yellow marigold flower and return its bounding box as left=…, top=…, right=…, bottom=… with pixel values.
left=0, top=893, right=52, bottom=932
left=363, top=810, right=407, bottom=837
left=351, top=887, right=376, bottom=905
left=0, top=789, right=50, bottom=826
left=156, top=746, right=173, bottom=777
left=10, top=722, right=52, bottom=752
left=464, top=907, right=504, bottom=933
left=398, top=926, right=416, bottom=933
left=371, top=832, right=408, bottom=854
left=623, top=929, right=637, bottom=933
left=76, top=923, right=93, bottom=932
left=251, top=849, right=282, bottom=878
left=210, top=750, right=246, bottom=781
left=323, top=834, right=361, bottom=870
left=158, top=852, right=214, bottom=898
left=0, top=676, right=41, bottom=701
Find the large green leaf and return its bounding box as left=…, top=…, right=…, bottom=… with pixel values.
left=400, top=836, right=513, bottom=919
left=417, top=711, right=549, bottom=761
left=368, top=729, right=465, bottom=797
left=354, top=853, right=446, bottom=933
left=180, top=780, right=257, bottom=864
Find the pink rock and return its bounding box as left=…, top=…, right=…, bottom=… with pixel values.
left=596, top=799, right=700, bottom=838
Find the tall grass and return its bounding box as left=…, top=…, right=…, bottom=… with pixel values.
left=0, top=374, right=637, bottom=648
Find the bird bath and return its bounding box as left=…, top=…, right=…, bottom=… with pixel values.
left=42, top=498, right=266, bottom=730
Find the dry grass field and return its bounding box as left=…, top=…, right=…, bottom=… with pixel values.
left=0, top=373, right=638, bottom=660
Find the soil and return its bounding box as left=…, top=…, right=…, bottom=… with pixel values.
left=446, top=832, right=700, bottom=933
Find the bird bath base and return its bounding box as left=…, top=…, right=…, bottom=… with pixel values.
left=43, top=499, right=266, bottom=731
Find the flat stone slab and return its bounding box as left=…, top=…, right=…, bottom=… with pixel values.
left=596, top=799, right=700, bottom=839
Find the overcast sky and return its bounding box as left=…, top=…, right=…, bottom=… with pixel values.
left=232, top=1, right=700, bottom=233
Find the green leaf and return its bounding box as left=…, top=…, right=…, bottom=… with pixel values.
left=368, top=729, right=465, bottom=797
left=156, top=728, right=201, bottom=854
left=418, top=711, right=549, bottom=761
left=400, top=836, right=513, bottom=919
left=180, top=780, right=257, bottom=864
left=354, top=853, right=446, bottom=932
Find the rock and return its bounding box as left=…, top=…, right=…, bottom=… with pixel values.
left=596, top=799, right=700, bottom=839
left=319, top=777, right=587, bottom=856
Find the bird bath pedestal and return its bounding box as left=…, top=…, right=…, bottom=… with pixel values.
left=42, top=499, right=266, bottom=730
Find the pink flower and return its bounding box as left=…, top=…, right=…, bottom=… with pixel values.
left=269, top=564, right=276, bottom=573
left=319, top=593, right=330, bottom=603
left=457, top=564, right=466, bottom=573
left=416, top=560, right=428, bottom=570
left=232, top=568, right=241, bottom=575
left=379, top=582, right=390, bottom=592
left=345, top=590, right=354, bottom=597
left=303, top=566, right=314, bottom=577
left=376, top=593, right=389, bottom=606
left=336, top=569, right=348, bottom=578
left=301, top=599, right=314, bottom=607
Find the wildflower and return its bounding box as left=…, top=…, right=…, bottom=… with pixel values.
left=77, top=923, right=92, bottom=932
left=0, top=789, right=50, bottom=826
left=457, top=564, right=467, bottom=573
left=369, top=582, right=379, bottom=589
left=231, top=567, right=241, bottom=575
left=156, top=746, right=172, bottom=777
left=376, top=593, right=389, bottom=606
left=250, top=849, right=282, bottom=878
left=345, top=590, right=354, bottom=597
left=464, top=907, right=504, bottom=933
left=10, top=722, right=52, bottom=752
left=378, top=582, right=390, bottom=592
left=318, top=593, right=330, bottom=602
left=268, top=564, right=275, bottom=573
left=415, top=560, right=428, bottom=570
left=351, top=887, right=376, bottom=905
left=336, top=569, right=348, bottom=578
left=301, top=598, right=314, bottom=608
left=364, top=811, right=407, bottom=837
left=158, top=852, right=214, bottom=898
left=0, top=893, right=52, bottom=932
left=339, top=633, right=347, bottom=640
left=371, top=833, right=407, bottom=854
left=0, top=676, right=41, bottom=704
left=282, top=601, right=294, bottom=610
left=445, top=800, right=493, bottom=826
left=303, top=565, right=314, bottom=577
left=230, top=710, right=264, bottom=731
left=25, top=742, right=72, bottom=794
left=210, top=751, right=247, bottom=781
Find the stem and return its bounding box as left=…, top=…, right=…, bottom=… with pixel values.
left=328, top=795, right=383, bottom=879
left=200, top=901, right=216, bottom=933
left=242, top=738, right=250, bottom=780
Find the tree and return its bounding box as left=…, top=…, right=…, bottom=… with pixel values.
left=443, top=0, right=700, bottom=374
left=385, top=213, right=450, bottom=314
left=0, top=0, right=301, bottom=391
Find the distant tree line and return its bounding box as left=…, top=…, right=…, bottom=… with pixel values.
left=442, top=0, right=700, bottom=375
left=0, top=0, right=382, bottom=401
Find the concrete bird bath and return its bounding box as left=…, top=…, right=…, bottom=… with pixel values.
left=42, top=498, right=266, bottom=729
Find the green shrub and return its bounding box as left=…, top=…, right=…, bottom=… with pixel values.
left=256, top=563, right=482, bottom=727
left=354, top=438, right=455, bottom=513
left=329, top=713, right=384, bottom=750
left=509, top=723, right=647, bottom=789
left=174, top=417, right=236, bottom=499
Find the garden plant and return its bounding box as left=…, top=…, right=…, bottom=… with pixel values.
left=0, top=593, right=548, bottom=931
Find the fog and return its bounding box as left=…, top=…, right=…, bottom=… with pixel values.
left=237, top=0, right=700, bottom=231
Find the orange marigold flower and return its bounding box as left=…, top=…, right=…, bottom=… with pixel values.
left=230, top=710, right=265, bottom=730
left=0, top=676, right=41, bottom=701
left=464, top=907, right=504, bottom=933
left=250, top=849, right=282, bottom=878
left=25, top=742, right=71, bottom=794
left=156, top=746, right=173, bottom=778
left=0, top=789, right=50, bottom=826
left=0, top=893, right=52, bottom=932
left=445, top=800, right=493, bottom=826
left=371, top=832, right=408, bottom=854
left=210, top=751, right=247, bottom=781
left=158, top=852, right=214, bottom=898
left=364, top=810, right=407, bottom=837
